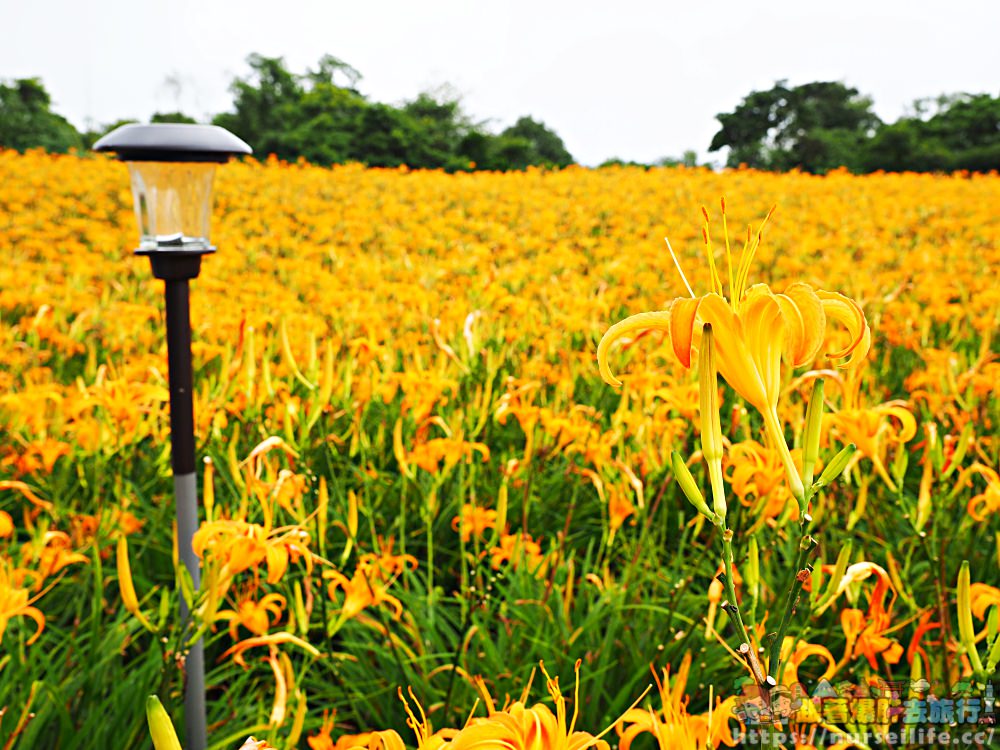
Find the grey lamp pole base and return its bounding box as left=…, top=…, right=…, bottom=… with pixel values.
left=140, top=246, right=215, bottom=750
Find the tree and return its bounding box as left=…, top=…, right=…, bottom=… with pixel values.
left=213, top=54, right=311, bottom=161
left=709, top=81, right=880, bottom=173
left=499, top=116, right=573, bottom=167
left=80, top=118, right=137, bottom=150
left=862, top=92, right=1000, bottom=173
left=0, top=78, right=81, bottom=152
left=399, top=92, right=474, bottom=170
left=151, top=112, right=197, bottom=124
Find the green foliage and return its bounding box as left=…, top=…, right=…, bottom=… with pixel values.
left=498, top=116, right=573, bottom=168
left=150, top=112, right=198, bottom=124
left=0, top=78, right=81, bottom=153
left=709, top=80, right=881, bottom=173
left=712, top=81, right=1000, bottom=174
left=862, top=93, right=1000, bottom=172
left=80, top=118, right=138, bottom=150
left=211, top=55, right=574, bottom=171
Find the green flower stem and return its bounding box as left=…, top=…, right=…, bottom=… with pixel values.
left=762, top=407, right=805, bottom=508
left=722, top=529, right=765, bottom=683
left=768, top=524, right=817, bottom=680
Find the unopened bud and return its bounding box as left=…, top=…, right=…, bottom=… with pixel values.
left=117, top=535, right=155, bottom=632
left=746, top=536, right=760, bottom=596
left=671, top=451, right=716, bottom=523
left=146, top=696, right=182, bottom=750
left=802, top=378, right=824, bottom=488
left=815, top=444, right=857, bottom=489
left=699, top=324, right=727, bottom=520
left=957, top=561, right=986, bottom=677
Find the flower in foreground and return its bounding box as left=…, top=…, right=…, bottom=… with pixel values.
left=0, top=559, right=45, bottom=644
left=450, top=661, right=616, bottom=750
left=597, top=203, right=870, bottom=502
left=616, top=653, right=741, bottom=750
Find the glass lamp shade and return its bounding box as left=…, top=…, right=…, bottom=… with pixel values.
left=127, top=161, right=217, bottom=250
left=92, top=123, right=251, bottom=252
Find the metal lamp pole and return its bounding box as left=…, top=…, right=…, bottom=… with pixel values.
left=93, top=123, right=251, bottom=750
left=142, top=246, right=212, bottom=749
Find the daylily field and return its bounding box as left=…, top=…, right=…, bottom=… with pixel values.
left=0, top=150, right=998, bottom=750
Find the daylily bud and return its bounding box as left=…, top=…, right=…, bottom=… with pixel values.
left=892, top=441, right=908, bottom=489
left=317, top=477, right=329, bottom=556
left=117, top=535, right=155, bottom=632
left=802, top=378, right=825, bottom=488
left=203, top=456, right=215, bottom=522
left=814, top=540, right=852, bottom=616
left=340, top=489, right=359, bottom=566
left=494, top=476, right=509, bottom=539
left=815, top=444, right=857, bottom=489
left=705, top=576, right=724, bottom=640
left=392, top=419, right=413, bottom=480
left=294, top=581, right=309, bottom=636
left=746, top=536, right=760, bottom=623
left=909, top=652, right=924, bottom=693
left=146, top=695, right=182, bottom=750
left=746, top=536, right=760, bottom=597
left=957, top=561, right=986, bottom=677
left=699, top=325, right=727, bottom=521
left=988, top=621, right=1000, bottom=675
left=671, top=451, right=716, bottom=523
left=916, top=446, right=933, bottom=531
left=942, top=423, right=973, bottom=479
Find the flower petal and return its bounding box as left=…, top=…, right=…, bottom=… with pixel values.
left=817, top=290, right=871, bottom=367
left=596, top=310, right=672, bottom=387
left=669, top=296, right=703, bottom=368
left=778, top=283, right=826, bottom=366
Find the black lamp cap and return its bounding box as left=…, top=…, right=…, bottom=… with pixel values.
left=93, top=123, right=252, bottom=163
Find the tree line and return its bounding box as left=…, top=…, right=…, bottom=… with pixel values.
left=708, top=81, right=1000, bottom=174
left=0, top=54, right=574, bottom=171
left=1, top=58, right=998, bottom=173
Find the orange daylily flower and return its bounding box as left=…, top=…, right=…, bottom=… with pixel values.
left=408, top=437, right=490, bottom=474
left=452, top=661, right=613, bottom=750
left=451, top=504, right=498, bottom=543
left=323, top=546, right=416, bottom=625
left=825, top=401, right=917, bottom=491
left=489, top=532, right=547, bottom=573
left=906, top=610, right=942, bottom=668
left=955, top=464, right=1000, bottom=521
left=20, top=530, right=89, bottom=588
left=221, top=631, right=321, bottom=668
left=834, top=563, right=903, bottom=670
left=0, top=560, right=45, bottom=644
left=725, top=440, right=799, bottom=524
left=772, top=637, right=838, bottom=688
left=216, top=591, right=287, bottom=640
left=397, top=687, right=460, bottom=750
left=969, top=583, right=1000, bottom=621
left=193, top=519, right=311, bottom=585
left=617, top=653, right=741, bottom=750
left=1, top=438, right=70, bottom=476
left=324, top=566, right=405, bottom=622
left=307, top=711, right=386, bottom=750
left=598, top=204, right=870, bottom=502
left=0, top=480, right=53, bottom=510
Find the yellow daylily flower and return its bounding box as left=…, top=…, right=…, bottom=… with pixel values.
left=616, top=653, right=740, bottom=750
left=598, top=203, right=870, bottom=502
left=0, top=559, right=46, bottom=645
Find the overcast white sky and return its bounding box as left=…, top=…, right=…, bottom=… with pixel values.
left=4, top=0, right=999, bottom=165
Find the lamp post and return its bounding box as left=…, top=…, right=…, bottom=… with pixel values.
left=94, top=123, right=251, bottom=750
